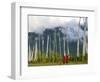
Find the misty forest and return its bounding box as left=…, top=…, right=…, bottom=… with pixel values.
left=28, top=16, right=88, bottom=66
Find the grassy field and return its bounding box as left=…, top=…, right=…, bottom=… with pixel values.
left=28, top=62, right=87, bottom=66
left=28, top=54, right=88, bottom=66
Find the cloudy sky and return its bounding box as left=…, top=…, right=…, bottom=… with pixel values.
left=28, top=16, right=85, bottom=33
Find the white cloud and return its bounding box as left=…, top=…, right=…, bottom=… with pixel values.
left=28, top=16, right=82, bottom=33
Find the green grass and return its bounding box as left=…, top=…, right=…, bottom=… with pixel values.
left=28, top=52, right=88, bottom=66
left=28, top=58, right=88, bottom=66
left=28, top=61, right=87, bottom=66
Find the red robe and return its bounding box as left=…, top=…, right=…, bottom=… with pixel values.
left=63, top=55, right=69, bottom=63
